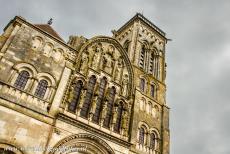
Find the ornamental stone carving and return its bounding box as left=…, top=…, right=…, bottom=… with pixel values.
left=80, top=52, right=89, bottom=74
left=122, top=74, right=129, bottom=97
left=67, top=85, right=75, bottom=103
left=91, top=43, right=103, bottom=70
left=90, top=94, right=98, bottom=115
left=78, top=88, right=87, bottom=111
left=114, top=57, right=123, bottom=82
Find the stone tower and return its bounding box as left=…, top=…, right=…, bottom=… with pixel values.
left=0, top=14, right=169, bottom=154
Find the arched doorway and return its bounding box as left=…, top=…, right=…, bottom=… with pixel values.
left=49, top=133, right=115, bottom=154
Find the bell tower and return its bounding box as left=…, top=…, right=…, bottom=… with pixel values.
left=114, top=13, right=170, bottom=154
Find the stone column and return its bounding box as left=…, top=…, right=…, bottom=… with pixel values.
left=49, top=67, right=71, bottom=116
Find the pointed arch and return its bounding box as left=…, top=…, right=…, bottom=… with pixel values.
left=77, top=36, right=134, bottom=99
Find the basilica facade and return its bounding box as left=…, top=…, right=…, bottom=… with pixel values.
left=0, top=14, right=170, bottom=154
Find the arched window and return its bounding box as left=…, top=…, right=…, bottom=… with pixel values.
left=103, top=87, right=116, bottom=128
left=80, top=76, right=96, bottom=118
left=92, top=77, right=107, bottom=123
left=123, top=40, right=130, bottom=53
left=139, top=127, right=145, bottom=145
left=147, top=102, right=152, bottom=114
left=150, top=84, right=155, bottom=97
left=140, top=78, right=145, bottom=92
left=139, top=46, right=145, bottom=68
left=154, top=56, right=159, bottom=79
left=150, top=133, right=156, bottom=150
left=149, top=53, right=154, bottom=73
left=114, top=102, right=123, bottom=133
left=34, top=79, right=48, bottom=98
left=14, top=70, right=30, bottom=90
left=139, top=98, right=146, bottom=111
left=68, top=80, right=83, bottom=113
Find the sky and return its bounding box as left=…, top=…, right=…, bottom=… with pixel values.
left=0, top=0, right=230, bottom=154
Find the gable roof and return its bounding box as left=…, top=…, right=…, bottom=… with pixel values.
left=117, top=13, right=166, bottom=38
left=34, top=24, right=64, bottom=42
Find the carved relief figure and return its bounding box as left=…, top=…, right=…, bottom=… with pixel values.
left=122, top=74, right=129, bottom=97
left=80, top=52, right=89, bottom=74
left=78, top=88, right=87, bottom=110
left=67, top=85, right=75, bottom=103
left=92, top=43, right=103, bottom=70
left=112, top=106, right=118, bottom=124
left=121, top=110, right=128, bottom=129
left=101, top=101, right=108, bottom=121
left=121, top=110, right=128, bottom=136
left=101, top=45, right=114, bottom=74
left=114, top=57, right=123, bottom=82
left=90, top=94, right=98, bottom=114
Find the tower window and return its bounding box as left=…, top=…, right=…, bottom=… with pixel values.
left=34, top=79, right=48, bottom=98
left=80, top=76, right=96, bottom=118
left=140, top=78, right=145, bottom=92
left=123, top=40, right=130, bottom=53
left=139, top=46, right=145, bottom=68
left=139, top=127, right=145, bottom=145
left=150, top=84, right=155, bottom=97
left=149, top=53, right=154, bottom=73
left=68, top=80, right=83, bottom=113
left=14, top=70, right=30, bottom=90
left=150, top=133, right=156, bottom=149
left=92, top=77, right=107, bottom=123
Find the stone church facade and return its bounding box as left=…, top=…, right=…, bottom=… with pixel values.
left=0, top=14, right=170, bottom=154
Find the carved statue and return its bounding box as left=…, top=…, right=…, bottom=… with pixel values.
left=92, top=43, right=102, bottom=69
left=112, top=106, right=118, bottom=124
left=101, top=101, right=108, bottom=120
left=67, top=85, right=75, bottom=103
left=78, top=89, right=86, bottom=109
left=90, top=94, right=98, bottom=114
left=121, top=111, right=129, bottom=136
left=121, top=111, right=128, bottom=129
left=101, top=45, right=115, bottom=74
left=114, top=58, right=123, bottom=82
left=122, top=74, right=129, bottom=97
left=80, top=52, right=89, bottom=74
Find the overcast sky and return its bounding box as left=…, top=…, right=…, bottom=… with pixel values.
left=0, top=0, right=230, bottom=154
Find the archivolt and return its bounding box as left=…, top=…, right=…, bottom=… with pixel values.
left=49, top=133, right=115, bottom=154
